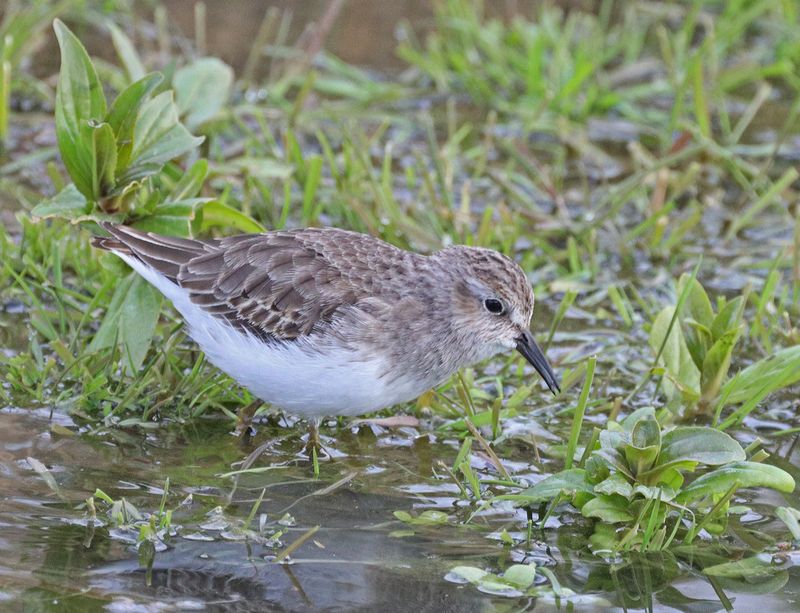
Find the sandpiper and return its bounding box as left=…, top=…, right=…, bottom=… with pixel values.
left=93, top=223, right=559, bottom=436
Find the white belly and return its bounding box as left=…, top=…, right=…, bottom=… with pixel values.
left=120, top=255, right=421, bottom=417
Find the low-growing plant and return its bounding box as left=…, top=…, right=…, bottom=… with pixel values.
left=649, top=273, right=747, bottom=413
left=649, top=273, right=800, bottom=424
left=30, top=20, right=261, bottom=372
left=86, top=480, right=181, bottom=585
left=650, top=275, right=800, bottom=429
left=502, top=407, right=795, bottom=553
left=445, top=562, right=572, bottom=601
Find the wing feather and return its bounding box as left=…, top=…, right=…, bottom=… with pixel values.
left=94, top=223, right=417, bottom=341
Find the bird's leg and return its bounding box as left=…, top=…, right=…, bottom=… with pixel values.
left=304, top=417, right=322, bottom=456
left=235, top=399, right=263, bottom=441
left=303, top=417, right=325, bottom=477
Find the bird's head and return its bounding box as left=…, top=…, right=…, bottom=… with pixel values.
left=436, top=245, right=560, bottom=395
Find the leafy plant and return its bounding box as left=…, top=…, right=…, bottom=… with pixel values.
left=30, top=20, right=261, bottom=372
left=649, top=274, right=800, bottom=423
left=504, top=408, right=794, bottom=553
left=36, top=20, right=201, bottom=219
left=649, top=274, right=745, bottom=411
left=446, top=562, right=570, bottom=600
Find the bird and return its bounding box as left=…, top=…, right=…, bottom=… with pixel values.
left=92, top=223, right=560, bottom=448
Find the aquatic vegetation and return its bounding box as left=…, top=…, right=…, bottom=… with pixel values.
left=445, top=562, right=569, bottom=600
left=506, top=407, right=794, bottom=552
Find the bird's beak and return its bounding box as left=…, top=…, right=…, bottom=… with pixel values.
left=516, top=330, right=560, bottom=395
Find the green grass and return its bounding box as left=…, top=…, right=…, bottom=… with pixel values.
left=0, top=0, right=796, bottom=449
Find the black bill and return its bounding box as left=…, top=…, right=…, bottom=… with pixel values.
left=516, top=330, right=560, bottom=395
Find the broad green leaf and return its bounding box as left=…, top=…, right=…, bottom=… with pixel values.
left=90, top=121, right=117, bottom=199
left=594, top=473, right=633, bottom=498
left=620, top=406, right=657, bottom=431
left=638, top=460, right=699, bottom=487
left=633, top=484, right=676, bottom=502
left=630, top=413, right=660, bottom=449
left=599, top=429, right=626, bottom=450
left=594, top=448, right=634, bottom=480
left=703, top=556, right=781, bottom=579
left=106, top=73, right=163, bottom=177
left=88, top=272, right=162, bottom=373
left=122, top=91, right=203, bottom=185
left=776, top=506, right=800, bottom=540
left=132, top=199, right=207, bottom=237
left=632, top=485, right=676, bottom=502
left=447, top=566, right=489, bottom=584
left=30, top=184, right=89, bottom=220
left=678, top=274, right=714, bottom=368
left=720, top=346, right=800, bottom=405
left=649, top=306, right=701, bottom=401
left=656, top=466, right=686, bottom=491
left=678, top=273, right=714, bottom=328
left=173, top=57, right=234, bottom=130
left=515, top=469, right=593, bottom=504
left=200, top=200, right=265, bottom=234
left=624, top=442, right=660, bottom=476
left=683, top=318, right=713, bottom=370
left=393, top=510, right=449, bottom=525
left=53, top=19, right=107, bottom=199
left=109, top=497, right=143, bottom=523
left=700, top=326, right=741, bottom=401
left=657, top=427, right=745, bottom=467
left=581, top=494, right=634, bottom=523
left=108, top=22, right=146, bottom=82
left=624, top=414, right=661, bottom=475
left=169, top=159, right=208, bottom=201
left=475, top=579, right=524, bottom=597
left=677, top=462, right=795, bottom=504
left=711, top=296, right=743, bottom=341
left=588, top=522, right=619, bottom=552
left=502, top=564, right=537, bottom=589
left=584, top=454, right=611, bottom=484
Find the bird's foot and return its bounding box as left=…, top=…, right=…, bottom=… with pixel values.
left=235, top=400, right=263, bottom=442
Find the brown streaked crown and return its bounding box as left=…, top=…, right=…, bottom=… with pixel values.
left=434, top=245, right=534, bottom=318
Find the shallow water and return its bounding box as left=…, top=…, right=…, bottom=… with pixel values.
left=2, top=403, right=800, bottom=611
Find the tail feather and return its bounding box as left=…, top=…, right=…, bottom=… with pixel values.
left=93, top=222, right=215, bottom=283
left=91, top=234, right=130, bottom=253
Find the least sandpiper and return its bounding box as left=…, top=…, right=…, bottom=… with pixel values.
left=93, top=223, right=559, bottom=428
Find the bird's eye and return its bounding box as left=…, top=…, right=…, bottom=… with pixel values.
left=484, top=298, right=505, bottom=314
